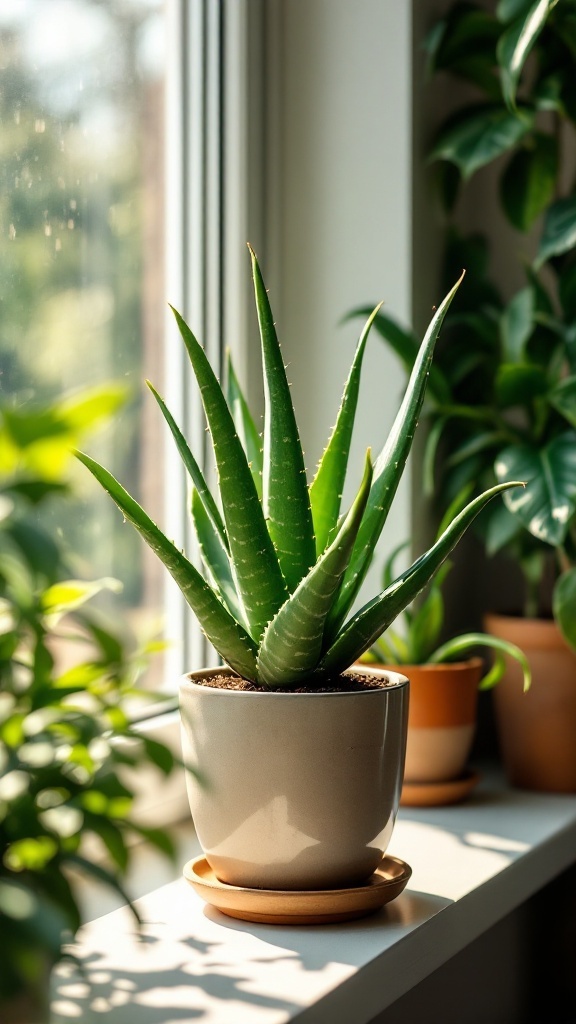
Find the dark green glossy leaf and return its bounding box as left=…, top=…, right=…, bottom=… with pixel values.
left=549, top=376, right=576, bottom=428
left=500, top=134, right=558, bottom=230
left=497, top=0, right=532, bottom=21
left=257, top=453, right=372, bottom=688
left=147, top=381, right=228, bottom=551
left=559, top=262, right=576, bottom=320
left=536, top=196, right=576, bottom=268
left=553, top=568, right=576, bottom=652
left=446, top=430, right=507, bottom=470
left=310, top=305, right=379, bottom=556
left=500, top=287, right=534, bottom=362
left=317, top=482, right=523, bottom=676
left=498, top=1, right=555, bottom=108
left=431, top=105, right=532, bottom=180
left=480, top=499, right=523, bottom=555
left=327, top=275, right=465, bottom=636
left=496, top=433, right=576, bottom=545
left=171, top=305, right=287, bottom=638
left=249, top=248, right=316, bottom=592
left=75, top=450, right=258, bottom=680
left=495, top=364, right=547, bottom=406
left=226, top=352, right=263, bottom=499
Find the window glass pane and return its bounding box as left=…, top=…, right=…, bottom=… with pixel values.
left=0, top=0, right=166, bottom=685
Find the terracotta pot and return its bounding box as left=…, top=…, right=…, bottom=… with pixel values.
left=179, top=665, right=408, bottom=891
left=399, top=659, right=482, bottom=783
left=486, top=614, right=576, bottom=793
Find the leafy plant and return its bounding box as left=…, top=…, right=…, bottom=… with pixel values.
left=77, top=249, right=522, bottom=689
left=0, top=391, right=176, bottom=1013
left=351, top=1, right=576, bottom=649
left=362, top=542, right=531, bottom=692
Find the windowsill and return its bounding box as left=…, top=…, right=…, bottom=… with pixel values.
left=51, top=771, right=576, bottom=1024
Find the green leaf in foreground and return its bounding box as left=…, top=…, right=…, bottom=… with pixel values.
left=257, top=453, right=373, bottom=688
left=310, top=304, right=380, bottom=557
left=74, top=450, right=258, bottom=680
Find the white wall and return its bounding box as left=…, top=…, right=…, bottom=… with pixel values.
left=265, top=0, right=414, bottom=603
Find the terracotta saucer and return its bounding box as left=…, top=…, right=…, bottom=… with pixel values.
left=400, top=769, right=480, bottom=808
left=183, top=854, right=412, bottom=925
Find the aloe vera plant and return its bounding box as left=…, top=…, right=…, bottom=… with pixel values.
left=76, top=249, right=522, bottom=689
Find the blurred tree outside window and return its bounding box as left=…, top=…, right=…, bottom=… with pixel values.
left=0, top=0, right=167, bottom=687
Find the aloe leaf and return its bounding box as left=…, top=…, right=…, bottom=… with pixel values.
left=226, top=352, right=263, bottom=499
left=328, top=274, right=465, bottom=636
left=171, top=306, right=287, bottom=640
left=191, top=489, right=244, bottom=625
left=74, top=450, right=258, bottom=681
left=249, top=247, right=316, bottom=592
left=310, top=304, right=381, bottom=557
left=256, top=452, right=373, bottom=688
left=146, top=380, right=228, bottom=551
left=429, top=632, right=531, bottom=691
left=317, top=481, right=523, bottom=677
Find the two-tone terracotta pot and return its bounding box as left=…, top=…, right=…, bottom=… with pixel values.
left=401, top=658, right=482, bottom=784
left=179, top=665, right=409, bottom=891
left=486, top=614, right=576, bottom=792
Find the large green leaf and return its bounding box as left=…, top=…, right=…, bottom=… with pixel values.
left=431, top=105, right=532, bottom=180
left=553, top=568, right=576, bottom=653
left=535, top=196, right=576, bottom=268
left=171, top=306, right=287, bottom=640
left=327, top=274, right=465, bottom=635
left=317, top=482, right=523, bottom=676
left=226, top=352, right=263, bottom=499
left=147, top=381, right=228, bottom=551
left=257, top=453, right=372, bottom=688
left=497, top=0, right=556, bottom=109
left=497, top=0, right=533, bottom=22
left=249, top=248, right=316, bottom=592
left=495, top=433, right=576, bottom=545
left=429, top=633, right=531, bottom=691
left=500, top=134, right=558, bottom=230
left=549, top=376, right=576, bottom=428
left=75, top=450, right=258, bottom=680
left=495, top=364, right=548, bottom=406
left=309, top=304, right=380, bottom=557
left=500, top=287, right=534, bottom=362
left=191, top=489, right=244, bottom=624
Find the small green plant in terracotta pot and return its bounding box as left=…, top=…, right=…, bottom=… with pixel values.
left=361, top=533, right=530, bottom=804
left=77, top=249, right=522, bottom=891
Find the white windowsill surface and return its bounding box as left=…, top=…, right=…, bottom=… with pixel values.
left=50, top=772, right=576, bottom=1024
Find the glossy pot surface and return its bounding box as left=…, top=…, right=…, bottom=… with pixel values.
left=180, top=666, right=409, bottom=890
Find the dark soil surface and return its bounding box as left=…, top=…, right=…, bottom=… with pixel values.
left=192, top=670, right=399, bottom=693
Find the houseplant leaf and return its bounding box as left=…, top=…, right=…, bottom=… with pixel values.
left=362, top=307, right=452, bottom=403
left=328, top=273, right=465, bottom=634
left=226, top=352, right=263, bottom=499
left=549, top=376, right=576, bottom=428
left=146, top=381, right=228, bottom=550
left=497, top=0, right=556, bottom=109
left=191, top=489, right=244, bottom=624
left=429, top=632, right=531, bottom=691
left=500, top=287, right=533, bottom=362
left=318, top=481, right=523, bottom=675
left=309, top=304, right=380, bottom=556
left=74, top=450, right=259, bottom=680
left=430, top=105, right=532, bottom=180
left=249, top=247, right=316, bottom=592
left=500, top=134, right=558, bottom=230
left=553, top=568, right=576, bottom=653
left=257, top=452, right=372, bottom=687
left=495, top=364, right=548, bottom=406
left=171, top=306, right=287, bottom=639
left=495, top=433, right=576, bottom=545
left=535, top=196, right=576, bottom=268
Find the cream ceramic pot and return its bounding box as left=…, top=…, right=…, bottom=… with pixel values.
left=180, top=666, right=409, bottom=891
